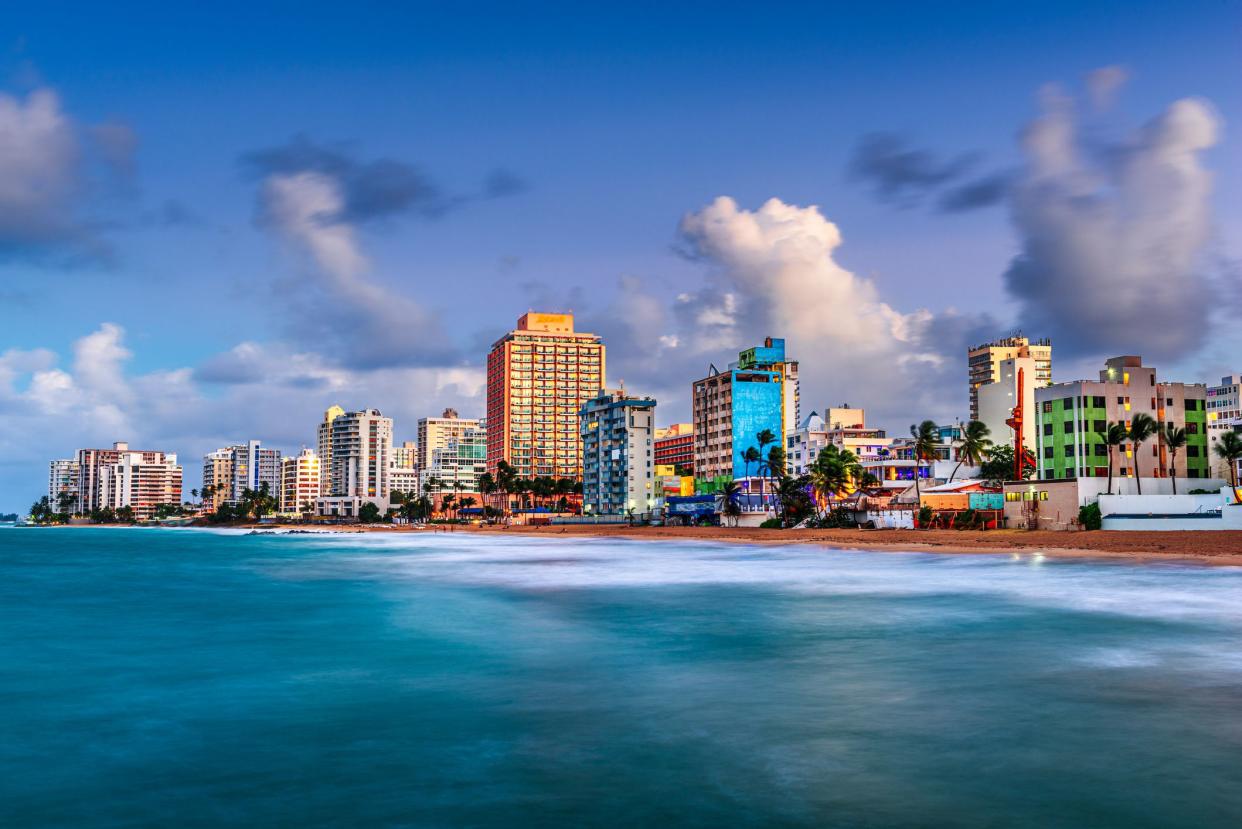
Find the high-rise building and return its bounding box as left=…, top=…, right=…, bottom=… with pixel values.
left=786, top=407, right=891, bottom=476
left=1034, top=356, right=1209, bottom=482
left=200, top=440, right=282, bottom=510
left=977, top=356, right=1040, bottom=452
left=1207, top=375, right=1242, bottom=478
left=485, top=312, right=605, bottom=480
left=968, top=335, right=1052, bottom=421
left=418, top=410, right=485, bottom=502
left=692, top=337, right=795, bottom=483
left=95, top=449, right=183, bottom=521
left=653, top=423, right=693, bottom=473
left=75, top=442, right=180, bottom=517
left=280, top=448, right=321, bottom=516
left=317, top=408, right=393, bottom=518
left=389, top=440, right=420, bottom=498
left=48, top=459, right=79, bottom=511
left=580, top=389, right=656, bottom=515
left=316, top=405, right=345, bottom=495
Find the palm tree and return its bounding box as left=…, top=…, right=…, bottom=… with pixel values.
left=909, top=420, right=939, bottom=503
left=1161, top=422, right=1188, bottom=495
left=459, top=496, right=476, bottom=519
left=477, top=473, right=496, bottom=518
left=441, top=493, right=456, bottom=521
left=719, top=479, right=742, bottom=527
left=1214, top=432, right=1242, bottom=503
left=1127, top=413, right=1159, bottom=495
left=742, top=446, right=761, bottom=481
left=809, top=444, right=860, bottom=516
left=1097, top=422, right=1128, bottom=495
left=949, top=420, right=992, bottom=482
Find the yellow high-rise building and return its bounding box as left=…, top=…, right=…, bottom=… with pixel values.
left=316, top=405, right=345, bottom=495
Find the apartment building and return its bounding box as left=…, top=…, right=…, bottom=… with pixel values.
left=96, top=450, right=183, bottom=521
left=201, top=440, right=281, bottom=510
left=317, top=408, right=393, bottom=518
left=75, top=442, right=180, bottom=516
left=316, top=405, right=345, bottom=495
left=418, top=410, right=486, bottom=502
left=48, top=459, right=79, bottom=510
left=580, top=389, right=656, bottom=515
left=653, top=423, right=693, bottom=473
left=280, top=448, right=321, bottom=516
left=977, top=355, right=1040, bottom=451
left=1207, top=375, right=1242, bottom=478
left=692, top=337, right=793, bottom=483
left=786, top=407, right=892, bottom=476
left=389, top=440, right=420, bottom=498
left=1034, top=356, right=1209, bottom=482
left=968, top=335, right=1052, bottom=421
left=485, top=312, right=605, bottom=480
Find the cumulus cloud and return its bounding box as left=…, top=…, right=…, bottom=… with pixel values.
left=1004, top=92, right=1222, bottom=359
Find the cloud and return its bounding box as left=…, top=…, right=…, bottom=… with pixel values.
left=847, top=132, right=979, bottom=207
left=1086, top=65, right=1129, bottom=110
left=1003, top=92, right=1222, bottom=359
left=937, top=171, right=1012, bottom=212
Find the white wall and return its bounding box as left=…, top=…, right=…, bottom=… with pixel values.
left=1072, top=476, right=1227, bottom=504
left=1100, top=488, right=1242, bottom=531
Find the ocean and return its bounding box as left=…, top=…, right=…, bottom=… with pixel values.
left=2, top=527, right=1241, bottom=827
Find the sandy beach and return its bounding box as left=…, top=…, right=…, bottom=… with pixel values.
left=239, top=522, right=1242, bottom=567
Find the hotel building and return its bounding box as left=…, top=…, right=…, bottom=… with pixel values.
left=977, top=355, right=1041, bottom=451
left=968, top=335, right=1052, bottom=422
left=389, top=440, right=420, bottom=498
left=692, top=337, right=796, bottom=483
left=418, top=410, right=486, bottom=502
left=580, top=389, right=656, bottom=516
left=1207, top=375, right=1242, bottom=479
left=1034, top=356, right=1209, bottom=482
left=48, top=459, right=79, bottom=510
left=317, top=408, right=394, bottom=518
left=786, top=407, right=892, bottom=476
left=201, top=440, right=282, bottom=510
left=280, top=448, right=321, bottom=516
left=485, top=312, right=605, bottom=480
left=316, top=405, right=345, bottom=495
left=653, top=423, right=694, bottom=473
left=74, top=442, right=181, bottom=517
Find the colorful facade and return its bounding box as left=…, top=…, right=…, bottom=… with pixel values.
left=280, top=448, right=321, bottom=515
left=485, top=312, right=605, bottom=480
left=653, top=423, right=693, bottom=473
left=579, top=390, right=656, bottom=515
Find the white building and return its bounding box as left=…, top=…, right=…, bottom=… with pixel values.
left=1207, top=375, right=1242, bottom=478
left=316, top=405, right=345, bottom=495
left=48, top=459, right=79, bottom=511
left=389, top=441, right=420, bottom=499
left=316, top=408, right=393, bottom=518
left=202, top=440, right=282, bottom=510
left=977, top=356, right=1038, bottom=452
left=97, top=450, right=183, bottom=521
left=75, top=442, right=180, bottom=517
left=580, top=389, right=657, bottom=516
left=418, top=410, right=485, bottom=503
left=280, top=448, right=321, bottom=516
left=786, top=407, right=892, bottom=476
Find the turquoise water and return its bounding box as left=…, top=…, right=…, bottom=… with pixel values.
left=3, top=529, right=1242, bottom=827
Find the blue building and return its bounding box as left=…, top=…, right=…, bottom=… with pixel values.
left=579, top=389, right=657, bottom=516
left=691, top=337, right=799, bottom=486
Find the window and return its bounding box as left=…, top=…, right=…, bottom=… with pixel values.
left=1064, top=445, right=1075, bottom=456
left=1004, top=491, right=1021, bottom=502
left=1187, top=423, right=1199, bottom=435
left=1063, top=421, right=1074, bottom=434
left=1094, top=444, right=1107, bottom=457
left=1094, top=420, right=1107, bottom=433
left=1042, top=401, right=1053, bottom=414
left=1043, top=446, right=1053, bottom=459
left=1043, top=423, right=1053, bottom=436
left=1093, top=396, right=1106, bottom=408
left=1187, top=445, right=1200, bottom=457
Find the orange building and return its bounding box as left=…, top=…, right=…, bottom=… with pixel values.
left=486, top=312, right=606, bottom=479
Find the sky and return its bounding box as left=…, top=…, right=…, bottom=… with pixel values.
left=1, top=1, right=1239, bottom=511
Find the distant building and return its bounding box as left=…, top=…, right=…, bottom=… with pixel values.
left=280, top=448, right=320, bottom=516
left=580, top=389, right=656, bottom=515
left=418, top=410, right=485, bottom=504
left=75, top=442, right=181, bottom=518
left=486, top=312, right=605, bottom=480
left=653, top=423, right=693, bottom=473
left=389, top=440, right=420, bottom=499
left=692, top=337, right=796, bottom=483
left=786, top=407, right=891, bottom=476
left=1207, top=375, right=1242, bottom=479
left=863, top=424, right=970, bottom=494
left=968, top=335, right=1052, bottom=422
left=48, top=459, right=79, bottom=510
left=316, top=405, right=345, bottom=495
left=201, top=440, right=281, bottom=510
left=1034, top=356, right=1208, bottom=482
left=977, top=356, right=1040, bottom=452
left=317, top=409, right=393, bottom=518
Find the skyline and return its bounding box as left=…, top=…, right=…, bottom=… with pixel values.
left=2, top=2, right=1241, bottom=509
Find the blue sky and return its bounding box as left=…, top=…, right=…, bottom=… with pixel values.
left=1, top=2, right=1239, bottom=510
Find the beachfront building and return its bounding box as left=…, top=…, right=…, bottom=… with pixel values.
left=94, top=449, right=183, bottom=521
left=1207, top=375, right=1242, bottom=479
left=74, top=442, right=181, bottom=517
left=653, top=423, right=694, bottom=474
left=48, top=459, right=79, bottom=511
left=968, top=335, right=1052, bottom=422
left=786, top=407, right=892, bottom=476
left=861, top=424, right=971, bottom=495
left=201, top=440, right=282, bottom=510
left=316, top=405, right=345, bottom=495
left=1034, top=356, right=1209, bottom=483
left=280, top=448, right=321, bottom=516
left=977, top=355, right=1040, bottom=452
left=418, top=410, right=486, bottom=506
left=579, top=389, right=656, bottom=516
left=485, top=312, right=605, bottom=481
left=316, top=408, right=393, bottom=518
left=389, top=440, right=420, bottom=500
left=691, top=337, right=796, bottom=486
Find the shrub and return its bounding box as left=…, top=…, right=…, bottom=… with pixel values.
left=917, top=505, right=933, bottom=528
left=1078, top=502, right=1102, bottom=531
left=955, top=509, right=980, bottom=530
left=759, top=517, right=783, bottom=529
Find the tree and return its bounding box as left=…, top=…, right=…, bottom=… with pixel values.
left=1127, top=413, right=1159, bottom=495
left=1161, top=422, right=1188, bottom=495
left=1214, top=432, right=1242, bottom=503
left=949, top=421, right=992, bottom=482
left=116, top=506, right=135, bottom=524
left=55, top=491, right=75, bottom=519
left=28, top=496, right=53, bottom=524
left=477, top=473, right=496, bottom=515
left=358, top=501, right=382, bottom=523
left=1097, top=422, right=1129, bottom=495
left=190, top=488, right=199, bottom=500
left=979, top=444, right=1034, bottom=488
left=441, top=493, right=456, bottom=520
left=460, top=496, right=477, bottom=517
left=720, top=479, right=742, bottom=527
left=909, top=420, right=940, bottom=503
left=809, top=444, right=860, bottom=516
left=773, top=474, right=814, bottom=527
left=91, top=506, right=116, bottom=524
left=742, top=446, right=761, bottom=480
